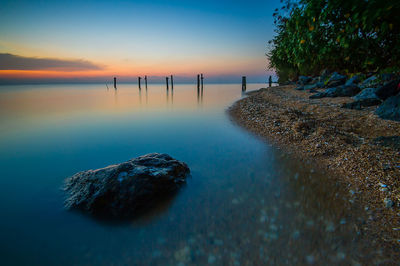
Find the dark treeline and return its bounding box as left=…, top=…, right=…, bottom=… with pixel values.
left=267, top=0, right=400, bottom=82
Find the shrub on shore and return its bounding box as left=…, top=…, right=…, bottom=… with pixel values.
left=267, top=0, right=400, bottom=83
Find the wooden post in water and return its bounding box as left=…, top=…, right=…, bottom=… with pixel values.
left=201, top=73, right=204, bottom=88
left=242, top=76, right=246, bottom=91
left=197, top=74, right=200, bottom=90
left=145, top=75, right=148, bottom=89
left=138, top=77, right=141, bottom=90
left=114, top=77, right=117, bottom=89
left=166, top=77, right=169, bottom=90
left=170, top=75, right=174, bottom=90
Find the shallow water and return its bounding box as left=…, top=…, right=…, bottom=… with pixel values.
left=0, top=83, right=385, bottom=265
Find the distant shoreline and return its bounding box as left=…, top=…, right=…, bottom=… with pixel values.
left=229, top=85, right=400, bottom=255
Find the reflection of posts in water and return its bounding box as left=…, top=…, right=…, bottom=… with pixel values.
left=106, top=83, right=109, bottom=90
left=145, top=75, right=148, bottom=89
left=138, top=77, right=142, bottom=90
left=201, top=83, right=203, bottom=102
left=139, top=87, right=142, bottom=105
left=200, top=73, right=204, bottom=89
left=171, top=86, right=174, bottom=104
left=114, top=85, right=118, bottom=104
left=197, top=84, right=203, bottom=105
left=114, top=77, right=117, bottom=89
left=166, top=86, right=169, bottom=104
left=145, top=88, right=148, bottom=105
left=170, top=75, right=174, bottom=90
left=166, top=77, right=169, bottom=91
left=197, top=84, right=200, bottom=104
left=242, top=76, right=246, bottom=91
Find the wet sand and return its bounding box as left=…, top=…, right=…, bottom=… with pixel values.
left=229, top=85, right=400, bottom=256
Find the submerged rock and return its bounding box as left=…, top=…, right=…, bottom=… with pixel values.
left=375, top=94, right=400, bottom=121
left=64, top=153, right=190, bottom=218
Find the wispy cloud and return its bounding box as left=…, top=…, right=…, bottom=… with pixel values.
left=0, top=53, right=103, bottom=71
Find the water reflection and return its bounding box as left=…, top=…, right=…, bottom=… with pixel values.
left=197, top=86, right=204, bottom=106
left=0, top=83, right=391, bottom=265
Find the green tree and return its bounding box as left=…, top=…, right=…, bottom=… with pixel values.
left=268, top=0, right=400, bottom=82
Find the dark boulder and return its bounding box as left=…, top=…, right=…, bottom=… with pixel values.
left=360, top=75, right=378, bottom=89
left=375, top=94, right=400, bottom=121
left=326, top=72, right=346, bottom=88
left=353, top=87, right=380, bottom=101
left=342, top=98, right=382, bottom=110
left=64, top=153, right=190, bottom=218
left=375, top=79, right=400, bottom=100
left=381, top=73, right=395, bottom=82
left=304, top=82, right=324, bottom=90
left=309, top=84, right=360, bottom=99
left=345, top=75, right=361, bottom=86
left=298, top=76, right=312, bottom=85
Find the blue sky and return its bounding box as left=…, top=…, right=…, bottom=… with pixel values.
left=0, top=0, right=281, bottom=83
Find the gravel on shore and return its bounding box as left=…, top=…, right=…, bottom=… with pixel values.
left=229, top=85, right=400, bottom=250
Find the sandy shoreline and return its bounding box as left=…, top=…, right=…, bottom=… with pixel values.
left=229, top=85, right=399, bottom=253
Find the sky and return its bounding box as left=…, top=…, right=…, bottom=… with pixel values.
left=0, top=0, right=281, bottom=84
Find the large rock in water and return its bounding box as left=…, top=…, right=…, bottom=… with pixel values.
left=64, top=153, right=190, bottom=218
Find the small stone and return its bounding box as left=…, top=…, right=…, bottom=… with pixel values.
left=306, top=220, right=314, bottom=227
left=306, top=255, right=315, bottom=264
left=384, top=198, right=394, bottom=208
left=152, top=250, right=162, bottom=258
left=292, top=230, right=300, bottom=239
left=208, top=254, right=216, bottom=264
left=157, top=237, right=166, bottom=245
left=326, top=222, right=335, bottom=232
left=337, top=252, right=346, bottom=260
left=214, top=239, right=223, bottom=246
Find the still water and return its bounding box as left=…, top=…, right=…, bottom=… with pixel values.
left=0, top=83, right=385, bottom=265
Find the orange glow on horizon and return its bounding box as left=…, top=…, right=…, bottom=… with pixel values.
left=0, top=53, right=268, bottom=81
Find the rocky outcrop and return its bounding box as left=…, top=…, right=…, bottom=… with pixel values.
left=64, top=153, right=190, bottom=218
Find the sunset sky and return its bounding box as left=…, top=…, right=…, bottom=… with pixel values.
left=0, top=0, right=280, bottom=84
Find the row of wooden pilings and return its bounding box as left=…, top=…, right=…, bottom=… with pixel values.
left=112, top=74, right=204, bottom=90
left=113, top=74, right=273, bottom=91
